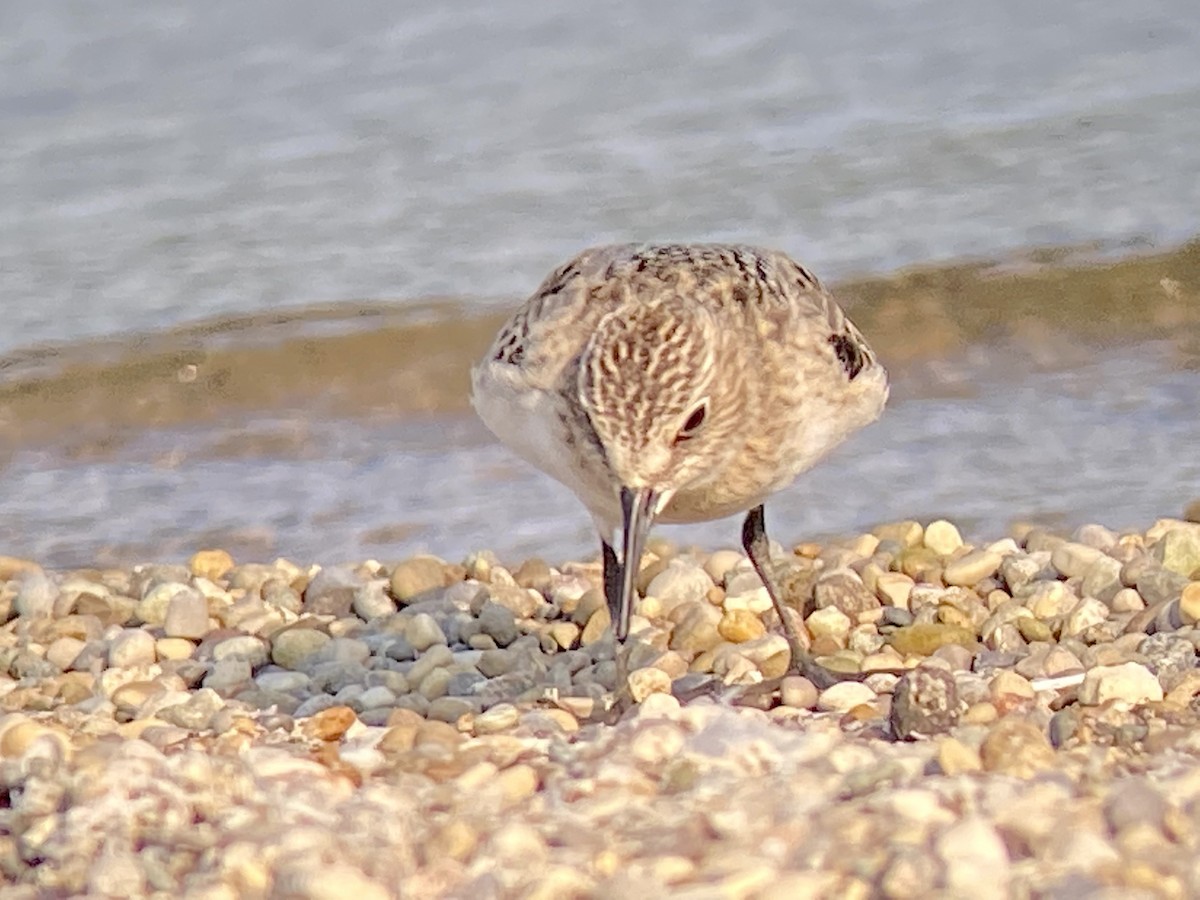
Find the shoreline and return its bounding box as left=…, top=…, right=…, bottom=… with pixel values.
left=0, top=238, right=1196, bottom=459
left=3, top=513, right=1200, bottom=895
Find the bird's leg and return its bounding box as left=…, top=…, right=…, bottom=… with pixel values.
left=601, top=539, right=629, bottom=711
left=741, top=505, right=825, bottom=686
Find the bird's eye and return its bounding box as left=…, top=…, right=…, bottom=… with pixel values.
left=674, top=402, right=708, bottom=444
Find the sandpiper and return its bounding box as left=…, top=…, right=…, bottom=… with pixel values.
left=471, top=243, right=888, bottom=690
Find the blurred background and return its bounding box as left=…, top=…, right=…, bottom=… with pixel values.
left=1, top=0, right=1198, bottom=568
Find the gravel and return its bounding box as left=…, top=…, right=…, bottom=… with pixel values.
left=3, top=518, right=1200, bottom=896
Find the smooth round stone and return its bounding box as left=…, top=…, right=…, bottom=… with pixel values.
left=924, top=520, right=964, bottom=556
left=313, top=637, right=371, bottom=666
left=943, top=551, right=1003, bottom=587
left=407, top=613, right=448, bottom=651
left=477, top=603, right=519, bottom=646
left=212, top=635, right=270, bottom=668
left=271, top=628, right=331, bottom=669
left=255, top=670, right=311, bottom=693
left=1020, top=581, right=1076, bottom=618
left=476, top=649, right=516, bottom=678
left=887, top=623, right=976, bottom=657
left=1179, top=582, right=1200, bottom=624
left=646, top=559, right=714, bottom=613
left=355, top=685, right=397, bottom=710
left=1080, top=557, right=1125, bottom=604
left=302, top=566, right=361, bottom=617
left=137, top=581, right=194, bottom=626
left=108, top=629, right=157, bottom=668
left=1050, top=542, right=1106, bottom=579
left=779, top=675, right=819, bottom=709
left=14, top=571, right=56, bottom=619
left=203, top=658, right=253, bottom=694
left=1078, top=662, right=1163, bottom=706
left=155, top=637, right=197, bottom=661
left=1153, top=526, right=1200, bottom=578
left=806, top=607, right=851, bottom=644
left=668, top=603, right=722, bottom=655
left=427, top=696, right=477, bottom=724
left=816, top=681, right=876, bottom=713
left=889, top=665, right=960, bottom=738
left=161, top=589, right=210, bottom=639
left=353, top=582, right=397, bottom=620
left=487, top=585, right=542, bottom=618
left=1072, top=523, right=1118, bottom=550
left=158, top=688, right=226, bottom=730
left=188, top=549, right=235, bottom=581
left=384, top=636, right=417, bottom=662
left=717, top=609, right=766, bottom=643
left=45, top=637, right=86, bottom=671
left=474, top=702, right=520, bottom=733
left=407, top=645, right=454, bottom=685
left=704, top=550, right=746, bottom=585
left=627, top=666, right=671, bottom=703
left=447, top=671, right=486, bottom=696
left=979, top=717, right=1055, bottom=777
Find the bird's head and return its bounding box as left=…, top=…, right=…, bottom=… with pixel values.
left=575, top=298, right=738, bottom=638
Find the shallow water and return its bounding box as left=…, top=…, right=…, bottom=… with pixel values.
left=3, top=0, right=1199, bottom=353
left=2, top=340, right=1197, bottom=570
left=2, top=1, right=1199, bottom=568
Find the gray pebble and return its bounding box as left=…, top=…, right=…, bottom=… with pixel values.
left=477, top=602, right=519, bottom=646
left=406, top=613, right=448, bottom=651
left=162, top=588, right=209, bottom=639
left=314, top=637, right=371, bottom=666
left=255, top=670, right=311, bottom=694
left=355, top=686, right=396, bottom=710
left=293, top=694, right=343, bottom=718
left=890, top=665, right=961, bottom=739
left=447, top=671, right=487, bottom=696
left=10, top=650, right=60, bottom=679
left=363, top=669, right=410, bottom=694
left=383, top=636, right=417, bottom=662
left=212, top=635, right=270, bottom=668
left=1138, top=633, right=1197, bottom=691
left=999, top=554, right=1045, bottom=593
left=303, top=566, right=362, bottom=617
left=271, top=628, right=331, bottom=669
left=308, top=661, right=369, bottom=694
left=426, top=696, right=477, bottom=723
left=203, top=658, right=253, bottom=695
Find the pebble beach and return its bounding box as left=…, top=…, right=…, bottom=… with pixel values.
left=4, top=512, right=1200, bottom=898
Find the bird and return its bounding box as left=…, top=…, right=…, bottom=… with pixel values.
left=471, top=243, right=888, bottom=693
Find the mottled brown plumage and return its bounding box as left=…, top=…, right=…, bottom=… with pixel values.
left=472, top=243, right=888, bottom=687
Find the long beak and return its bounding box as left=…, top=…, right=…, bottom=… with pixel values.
left=616, top=486, right=658, bottom=641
